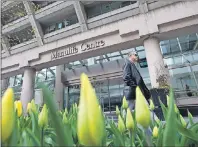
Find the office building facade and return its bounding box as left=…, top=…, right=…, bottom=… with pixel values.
left=1, top=1, right=198, bottom=111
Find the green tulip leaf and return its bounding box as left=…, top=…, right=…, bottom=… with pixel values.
left=162, top=88, right=177, bottom=146
left=156, top=123, right=164, bottom=147
left=44, top=136, right=57, bottom=146
left=7, top=111, right=18, bottom=146
left=25, top=128, right=40, bottom=146
left=38, top=83, right=74, bottom=146
left=187, top=110, right=194, bottom=126
left=179, top=123, right=198, bottom=145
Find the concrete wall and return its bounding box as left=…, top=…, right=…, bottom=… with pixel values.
left=2, top=1, right=198, bottom=79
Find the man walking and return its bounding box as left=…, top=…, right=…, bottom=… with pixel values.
left=123, top=51, right=151, bottom=111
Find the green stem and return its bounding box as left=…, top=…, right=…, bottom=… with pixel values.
left=144, top=128, right=152, bottom=146
left=130, top=130, right=135, bottom=147
left=41, top=127, right=44, bottom=146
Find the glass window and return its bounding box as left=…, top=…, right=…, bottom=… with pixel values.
left=57, top=22, right=63, bottom=29
left=86, top=5, right=101, bottom=18
left=49, top=25, right=56, bottom=33
left=121, top=1, right=131, bottom=7
left=193, top=52, right=198, bottom=62
left=170, top=41, right=180, bottom=53
left=111, top=2, right=121, bottom=10
left=121, top=48, right=133, bottom=54
left=184, top=54, right=193, bottom=62
left=137, top=50, right=146, bottom=59
left=107, top=52, right=120, bottom=57
left=9, top=77, right=15, bottom=87
left=101, top=2, right=111, bottom=14
left=174, top=56, right=182, bottom=64
left=110, top=56, right=122, bottom=61
left=136, top=46, right=144, bottom=51
left=164, top=58, right=174, bottom=66
left=16, top=75, right=23, bottom=86
left=85, top=1, right=137, bottom=19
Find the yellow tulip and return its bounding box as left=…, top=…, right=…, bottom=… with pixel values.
left=149, top=99, right=155, bottom=111
left=77, top=73, right=105, bottom=146
left=153, top=126, right=159, bottom=138
left=31, top=99, right=37, bottom=114
left=180, top=115, right=187, bottom=128
left=135, top=86, right=151, bottom=128
left=116, top=106, right=120, bottom=116
left=15, top=100, right=23, bottom=117
left=1, top=88, right=15, bottom=142
left=126, top=108, right=134, bottom=130
left=98, top=105, right=101, bottom=112
left=27, top=103, right=32, bottom=113
left=122, top=96, right=128, bottom=109
left=38, top=104, right=48, bottom=128
left=118, top=115, right=126, bottom=133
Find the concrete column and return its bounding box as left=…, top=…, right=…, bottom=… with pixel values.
left=74, top=1, right=88, bottom=32
left=54, top=65, right=64, bottom=110
left=1, top=78, right=9, bottom=91
left=144, top=37, right=170, bottom=88
left=23, top=1, right=44, bottom=46
left=20, top=68, right=36, bottom=112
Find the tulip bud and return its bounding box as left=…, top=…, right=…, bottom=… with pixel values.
left=38, top=104, right=48, bottom=128
left=188, top=110, right=193, bottom=119
left=15, top=100, right=23, bottom=117
left=126, top=108, right=134, bottom=130
left=118, top=115, right=126, bottom=133
left=31, top=99, right=37, bottom=114
left=149, top=99, right=155, bottom=111
left=153, top=126, right=159, bottom=138
left=75, top=103, right=78, bottom=110
left=63, top=112, right=68, bottom=124
left=116, top=106, right=120, bottom=116
left=65, top=108, right=68, bottom=115
left=98, top=105, right=101, bottom=112
left=122, top=96, right=128, bottom=109
left=1, top=88, right=15, bottom=142
left=135, top=86, right=151, bottom=128
left=180, top=115, right=187, bottom=128
left=27, top=103, right=32, bottom=113
left=77, top=73, right=105, bottom=146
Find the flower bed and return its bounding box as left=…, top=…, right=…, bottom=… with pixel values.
left=1, top=73, right=198, bottom=146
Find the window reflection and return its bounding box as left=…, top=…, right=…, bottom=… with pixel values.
left=85, top=1, right=137, bottom=19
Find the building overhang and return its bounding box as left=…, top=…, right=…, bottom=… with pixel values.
left=2, top=1, right=198, bottom=78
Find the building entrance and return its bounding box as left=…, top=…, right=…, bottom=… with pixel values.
left=64, top=77, right=125, bottom=112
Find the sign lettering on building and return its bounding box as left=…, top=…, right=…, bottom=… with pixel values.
left=51, top=40, right=105, bottom=60
left=51, top=46, right=78, bottom=60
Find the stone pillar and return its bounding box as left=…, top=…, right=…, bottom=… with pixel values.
left=1, top=78, right=9, bottom=91
left=20, top=68, right=36, bottom=112
left=144, top=37, right=170, bottom=88
left=54, top=65, right=64, bottom=110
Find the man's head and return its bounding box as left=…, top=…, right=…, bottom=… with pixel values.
left=128, top=51, right=139, bottom=62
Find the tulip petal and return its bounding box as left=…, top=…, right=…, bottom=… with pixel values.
left=78, top=73, right=105, bottom=146
left=135, top=87, right=151, bottom=128
left=1, top=88, right=15, bottom=142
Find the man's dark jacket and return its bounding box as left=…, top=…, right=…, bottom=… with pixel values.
left=123, top=59, right=151, bottom=100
